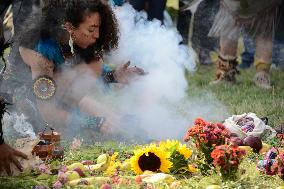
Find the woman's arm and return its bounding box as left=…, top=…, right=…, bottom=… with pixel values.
left=19, top=47, right=119, bottom=133
left=87, top=59, right=145, bottom=84
left=19, top=47, right=71, bottom=127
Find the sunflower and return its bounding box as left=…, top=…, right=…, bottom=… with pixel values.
left=130, top=144, right=172, bottom=175
left=177, top=144, right=192, bottom=159
left=159, top=140, right=192, bottom=160
left=104, top=152, right=122, bottom=176
left=159, top=140, right=180, bottom=151
left=159, top=140, right=193, bottom=174
left=104, top=161, right=122, bottom=176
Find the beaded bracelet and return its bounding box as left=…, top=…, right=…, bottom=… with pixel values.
left=68, top=108, right=105, bottom=132
left=103, top=70, right=118, bottom=83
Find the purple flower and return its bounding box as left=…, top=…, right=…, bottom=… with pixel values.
left=59, top=166, right=68, bottom=173
left=57, top=171, right=68, bottom=184
left=53, top=181, right=63, bottom=189
left=38, top=164, right=52, bottom=175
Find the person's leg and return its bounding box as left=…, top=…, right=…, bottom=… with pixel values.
left=240, top=33, right=255, bottom=69
left=148, top=0, right=167, bottom=22
left=272, top=40, right=284, bottom=69
left=199, top=49, right=212, bottom=65
left=192, top=0, right=219, bottom=65
left=12, top=0, right=34, bottom=35
left=129, top=0, right=146, bottom=12
left=219, top=36, right=238, bottom=61
left=273, top=3, right=284, bottom=69
left=177, top=0, right=191, bottom=44
left=211, top=35, right=239, bottom=84
left=254, top=35, right=273, bottom=89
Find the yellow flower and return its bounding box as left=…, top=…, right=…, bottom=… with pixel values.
left=130, top=144, right=172, bottom=175
left=111, top=152, right=119, bottom=161
left=104, top=152, right=121, bottom=176
left=159, top=140, right=179, bottom=151
left=188, top=164, right=198, bottom=173
left=177, top=144, right=192, bottom=159
left=159, top=140, right=192, bottom=159
left=104, top=161, right=122, bottom=176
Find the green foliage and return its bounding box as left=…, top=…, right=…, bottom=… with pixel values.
left=169, top=151, right=189, bottom=174
left=1, top=67, right=284, bottom=188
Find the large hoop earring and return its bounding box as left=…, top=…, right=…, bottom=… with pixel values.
left=69, top=33, right=75, bottom=55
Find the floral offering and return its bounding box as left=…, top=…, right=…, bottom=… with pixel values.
left=184, top=118, right=231, bottom=164
left=223, top=113, right=276, bottom=140
left=130, top=144, right=172, bottom=175
left=159, top=140, right=193, bottom=174
left=211, top=145, right=246, bottom=180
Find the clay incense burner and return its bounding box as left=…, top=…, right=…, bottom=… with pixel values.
left=32, top=126, right=64, bottom=161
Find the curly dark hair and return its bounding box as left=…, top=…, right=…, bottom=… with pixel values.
left=20, top=0, right=119, bottom=62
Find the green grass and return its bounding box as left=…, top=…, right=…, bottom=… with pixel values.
left=1, top=66, right=284, bottom=189
left=186, top=65, right=284, bottom=128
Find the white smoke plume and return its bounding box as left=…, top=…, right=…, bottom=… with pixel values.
left=3, top=112, right=36, bottom=139
left=1, top=3, right=230, bottom=142
left=86, top=4, right=230, bottom=141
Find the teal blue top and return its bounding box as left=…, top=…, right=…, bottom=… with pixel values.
left=34, top=38, right=112, bottom=73
left=34, top=38, right=65, bottom=66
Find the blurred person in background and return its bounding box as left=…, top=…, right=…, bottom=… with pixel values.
left=129, top=0, right=167, bottom=22
left=209, top=0, right=281, bottom=89
left=240, top=1, right=284, bottom=70
left=191, top=0, right=219, bottom=65
left=176, top=0, right=192, bottom=45
left=109, top=0, right=125, bottom=6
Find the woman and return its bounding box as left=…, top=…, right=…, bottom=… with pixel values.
left=18, top=0, right=144, bottom=136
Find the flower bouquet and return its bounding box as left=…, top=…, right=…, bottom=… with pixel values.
left=184, top=118, right=230, bottom=163
left=159, top=140, right=195, bottom=174
left=184, top=118, right=231, bottom=174
left=211, top=145, right=246, bottom=180
left=130, top=144, right=172, bottom=175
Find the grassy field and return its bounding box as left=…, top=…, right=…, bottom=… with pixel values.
left=0, top=66, right=284, bottom=189
left=187, top=65, right=284, bottom=128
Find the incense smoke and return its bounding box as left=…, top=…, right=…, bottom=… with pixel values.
left=85, top=4, right=230, bottom=141
left=1, top=3, right=230, bottom=142
left=3, top=112, right=36, bottom=139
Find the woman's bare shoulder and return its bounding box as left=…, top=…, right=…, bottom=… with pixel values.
left=19, top=46, right=55, bottom=78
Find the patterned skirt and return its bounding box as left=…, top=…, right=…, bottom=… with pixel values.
left=208, top=0, right=281, bottom=40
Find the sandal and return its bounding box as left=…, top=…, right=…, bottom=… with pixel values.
left=210, top=55, right=239, bottom=85
left=254, top=71, right=271, bottom=89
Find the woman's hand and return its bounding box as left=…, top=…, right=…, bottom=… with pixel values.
left=0, top=143, right=28, bottom=175
left=99, top=113, right=121, bottom=135
left=114, top=61, right=146, bottom=84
